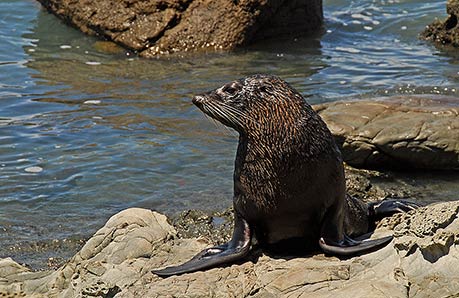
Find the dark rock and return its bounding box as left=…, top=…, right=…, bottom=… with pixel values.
left=35, top=0, right=323, bottom=57
left=314, top=95, right=459, bottom=170
left=421, top=0, right=459, bottom=47
left=171, top=208, right=233, bottom=245
left=344, top=166, right=417, bottom=203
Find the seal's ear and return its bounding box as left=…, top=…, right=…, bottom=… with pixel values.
left=259, top=86, right=268, bottom=93
left=258, top=84, right=276, bottom=98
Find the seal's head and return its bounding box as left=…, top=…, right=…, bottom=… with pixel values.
left=192, top=74, right=312, bottom=138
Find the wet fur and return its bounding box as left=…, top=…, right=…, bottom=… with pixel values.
left=195, top=75, right=347, bottom=244
left=152, top=75, right=415, bottom=277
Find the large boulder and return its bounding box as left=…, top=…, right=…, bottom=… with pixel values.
left=314, top=96, right=459, bottom=170
left=2, top=201, right=459, bottom=297
left=421, top=0, right=459, bottom=47
left=35, top=0, right=323, bottom=57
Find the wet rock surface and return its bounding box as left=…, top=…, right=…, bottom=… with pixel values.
left=421, top=0, right=459, bottom=48
left=171, top=208, right=233, bottom=246
left=344, top=166, right=417, bottom=203
left=314, top=95, right=459, bottom=170
left=35, top=0, right=323, bottom=57
left=2, top=201, right=459, bottom=297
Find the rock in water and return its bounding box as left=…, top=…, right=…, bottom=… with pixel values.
left=35, top=0, right=323, bottom=57
left=314, top=95, right=459, bottom=170
left=421, top=0, right=459, bottom=47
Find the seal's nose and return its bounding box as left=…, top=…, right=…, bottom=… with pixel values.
left=192, top=95, right=204, bottom=107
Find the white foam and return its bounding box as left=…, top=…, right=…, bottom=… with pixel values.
left=335, top=47, right=361, bottom=54
left=83, top=100, right=101, bottom=105
left=25, top=166, right=43, bottom=173
left=351, top=13, right=372, bottom=22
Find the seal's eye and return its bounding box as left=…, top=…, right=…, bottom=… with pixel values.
left=223, top=85, right=237, bottom=95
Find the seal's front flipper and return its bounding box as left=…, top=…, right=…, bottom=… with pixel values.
left=319, top=234, right=393, bottom=256
left=369, top=199, right=420, bottom=218
left=152, top=212, right=251, bottom=277
left=151, top=243, right=247, bottom=276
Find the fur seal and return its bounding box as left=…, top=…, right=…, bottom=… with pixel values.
left=153, top=75, right=417, bottom=276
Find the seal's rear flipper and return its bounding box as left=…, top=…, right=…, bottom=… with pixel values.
left=369, top=199, right=420, bottom=218
left=152, top=212, right=251, bottom=277
left=319, top=234, right=393, bottom=256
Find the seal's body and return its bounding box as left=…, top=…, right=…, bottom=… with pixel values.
left=153, top=75, right=417, bottom=276
left=230, top=78, right=345, bottom=246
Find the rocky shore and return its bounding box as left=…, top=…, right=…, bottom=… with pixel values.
left=1, top=200, right=459, bottom=297
left=2, top=162, right=445, bottom=273
left=35, top=0, right=323, bottom=57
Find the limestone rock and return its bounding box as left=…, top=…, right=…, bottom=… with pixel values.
left=314, top=95, right=459, bottom=170
left=421, top=0, right=459, bottom=48
left=2, top=202, right=459, bottom=297
left=0, top=208, right=179, bottom=297
left=35, top=0, right=323, bottom=57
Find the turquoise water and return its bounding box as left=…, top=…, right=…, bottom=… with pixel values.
left=0, top=0, right=458, bottom=268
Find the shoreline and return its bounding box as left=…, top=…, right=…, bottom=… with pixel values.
left=5, top=165, right=459, bottom=272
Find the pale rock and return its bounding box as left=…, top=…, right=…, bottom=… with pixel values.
left=2, top=202, right=459, bottom=297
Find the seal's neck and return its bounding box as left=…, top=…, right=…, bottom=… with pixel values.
left=232, top=109, right=340, bottom=212
left=240, top=110, right=333, bottom=161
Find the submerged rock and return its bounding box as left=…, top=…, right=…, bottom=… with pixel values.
left=421, top=0, right=459, bottom=48
left=314, top=95, right=459, bottom=170
left=35, top=0, right=323, bottom=57
left=2, top=202, right=459, bottom=297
